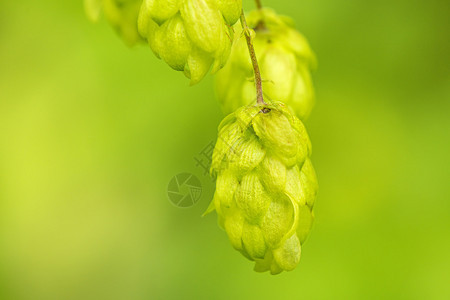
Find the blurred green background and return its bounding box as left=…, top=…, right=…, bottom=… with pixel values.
left=1, top=0, right=449, bottom=299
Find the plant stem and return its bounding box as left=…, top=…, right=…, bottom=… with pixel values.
left=255, top=0, right=263, bottom=10
left=253, top=0, right=266, bottom=31
left=239, top=10, right=265, bottom=105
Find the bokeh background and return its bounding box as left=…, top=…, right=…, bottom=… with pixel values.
left=1, top=0, right=449, bottom=299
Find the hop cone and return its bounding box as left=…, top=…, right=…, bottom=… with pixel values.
left=206, top=102, right=318, bottom=274
left=84, top=0, right=144, bottom=46
left=138, top=0, right=242, bottom=84
left=215, top=8, right=316, bottom=121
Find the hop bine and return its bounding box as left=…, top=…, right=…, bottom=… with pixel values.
left=205, top=102, right=318, bottom=274
left=138, top=0, right=243, bottom=84
left=84, top=0, right=145, bottom=46
left=215, top=8, right=316, bottom=121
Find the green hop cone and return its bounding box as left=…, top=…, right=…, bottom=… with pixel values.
left=84, top=0, right=144, bottom=46
left=138, top=0, right=242, bottom=84
left=205, top=101, right=318, bottom=274
left=215, top=8, right=316, bottom=121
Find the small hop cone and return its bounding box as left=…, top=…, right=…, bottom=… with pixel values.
left=138, top=0, right=242, bottom=84
left=84, top=0, right=145, bottom=46
left=215, top=8, right=317, bottom=121
left=206, top=102, right=318, bottom=274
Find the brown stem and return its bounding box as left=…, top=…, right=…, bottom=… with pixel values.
left=239, top=10, right=265, bottom=105
left=254, top=0, right=266, bottom=31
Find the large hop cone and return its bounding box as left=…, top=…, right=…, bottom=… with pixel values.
left=138, top=0, right=242, bottom=84
left=215, top=8, right=316, bottom=121
left=206, top=102, right=318, bottom=274
left=84, top=0, right=144, bottom=46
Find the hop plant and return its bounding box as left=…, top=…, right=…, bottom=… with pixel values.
left=84, top=0, right=144, bottom=45
left=138, top=0, right=243, bottom=84
left=205, top=102, right=318, bottom=274
left=85, top=0, right=320, bottom=273
left=215, top=8, right=316, bottom=121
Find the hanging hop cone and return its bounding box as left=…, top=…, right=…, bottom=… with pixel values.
left=138, top=0, right=242, bottom=84
left=84, top=0, right=145, bottom=46
left=215, top=8, right=316, bottom=121
left=205, top=101, right=318, bottom=274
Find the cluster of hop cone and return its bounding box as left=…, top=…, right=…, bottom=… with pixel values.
left=85, top=0, right=318, bottom=274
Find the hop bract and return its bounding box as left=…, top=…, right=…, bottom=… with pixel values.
left=206, top=102, right=318, bottom=274
left=215, top=8, right=316, bottom=121
left=84, top=0, right=144, bottom=46
left=138, top=0, right=242, bottom=84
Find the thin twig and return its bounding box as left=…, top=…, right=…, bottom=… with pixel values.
left=239, top=10, right=265, bottom=105
left=255, top=0, right=263, bottom=10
